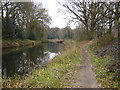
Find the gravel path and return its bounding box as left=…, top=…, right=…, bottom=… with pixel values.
left=70, top=42, right=98, bottom=88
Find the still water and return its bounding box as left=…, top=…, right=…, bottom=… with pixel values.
left=2, top=42, right=62, bottom=78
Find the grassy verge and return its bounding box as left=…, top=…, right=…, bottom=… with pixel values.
left=88, top=45, right=119, bottom=88
left=2, top=40, right=81, bottom=88
left=2, top=39, right=41, bottom=49
left=91, top=55, right=119, bottom=88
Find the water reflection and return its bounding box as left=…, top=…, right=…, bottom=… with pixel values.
left=2, top=42, right=61, bottom=78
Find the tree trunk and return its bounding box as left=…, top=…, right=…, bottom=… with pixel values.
left=114, top=2, right=119, bottom=38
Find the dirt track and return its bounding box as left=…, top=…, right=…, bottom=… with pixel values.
left=70, top=42, right=98, bottom=88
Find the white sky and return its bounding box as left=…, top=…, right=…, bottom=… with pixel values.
left=34, top=0, right=69, bottom=29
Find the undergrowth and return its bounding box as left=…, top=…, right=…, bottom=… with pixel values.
left=91, top=55, right=119, bottom=88
left=88, top=35, right=119, bottom=88
left=90, top=33, right=114, bottom=49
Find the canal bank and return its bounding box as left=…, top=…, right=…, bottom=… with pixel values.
left=2, top=40, right=81, bottom=88
left=2, top=40, right=63, bottom=78
left=2, top=39, right=41, bottom=49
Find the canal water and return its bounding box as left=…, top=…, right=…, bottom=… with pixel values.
left=2, top=42, right=63, bottom=78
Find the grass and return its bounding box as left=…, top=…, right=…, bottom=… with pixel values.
left=91, top=55, right=119, bottom=88
left=88, top=45, right=119, bottom=88
left=2, top=40, right=81, bottom=88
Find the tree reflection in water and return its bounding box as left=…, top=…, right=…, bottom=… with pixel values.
left=2, top=42, right=61, bottom=78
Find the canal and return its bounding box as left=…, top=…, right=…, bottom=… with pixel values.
left=2, top=42, right=63, bottom=78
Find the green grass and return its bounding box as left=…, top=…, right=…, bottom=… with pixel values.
left=87, top=41, right=119, bottom=88
left=2, top=40, right=81, bottom=88
left=87, top=37, right=119, bottom=88
left=91, top=54, right=119, bottom=88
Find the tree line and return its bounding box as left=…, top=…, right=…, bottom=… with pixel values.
left=1, top=1, right=120, bottom=41
left=46, top=1, right=120, bottom=41
left=47, top=26, right=73, bottom=39
left=1, top=1, right=51, bottom=40
left=59, top=0, right=120, bottom=40
left=1, top=1, right=76, bottom=41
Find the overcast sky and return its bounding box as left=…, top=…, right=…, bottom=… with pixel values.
left=34, top=0, right=72, bottom=29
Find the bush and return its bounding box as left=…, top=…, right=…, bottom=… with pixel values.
left=92, top=33, right=114, bottom=48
